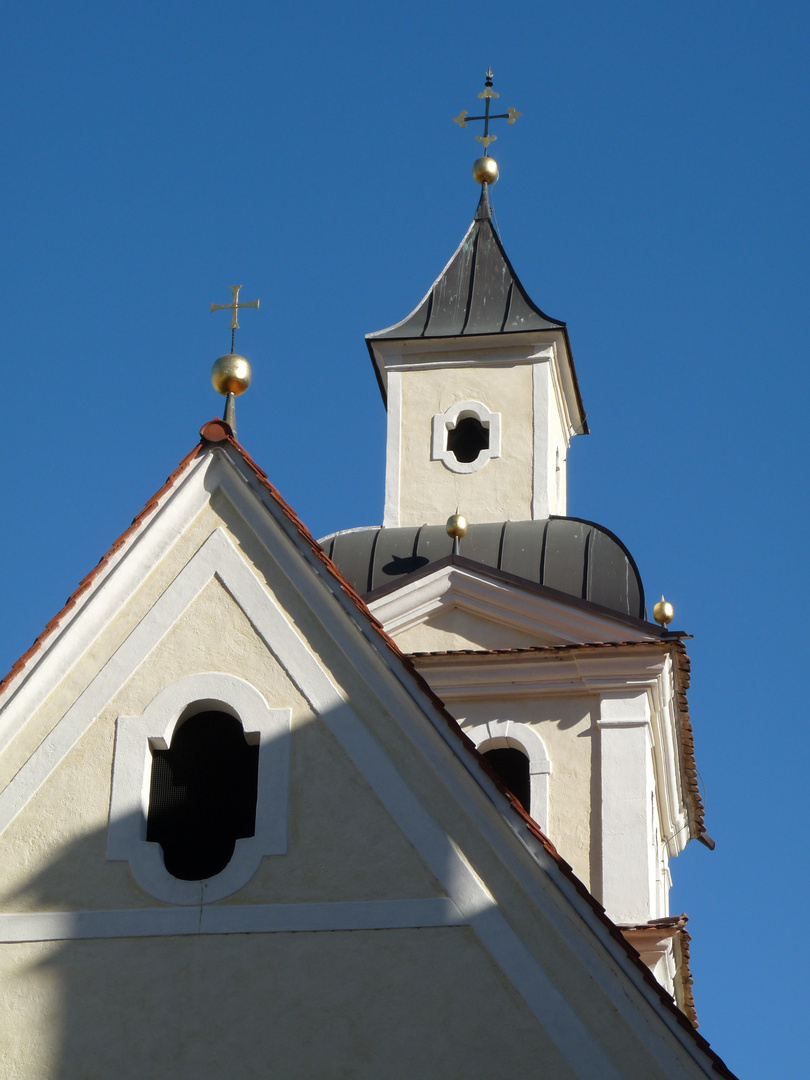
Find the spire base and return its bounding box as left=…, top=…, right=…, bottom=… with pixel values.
left=223, top=392, right=237, bottom=436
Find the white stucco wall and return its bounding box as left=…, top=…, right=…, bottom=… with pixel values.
left=0, top=928, right=585, bottom=1080
left=0, top=567, right=445, bottom=915
left=0, top=467, right=713, bottom=1079
left=395, top=607, right=545, bottom=653
left=393, top=363, right=535, bottom=526
left=455, top=696, right=596, bottom=892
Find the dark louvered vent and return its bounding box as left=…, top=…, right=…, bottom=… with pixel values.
left=146, top=710, right=259, bottom=881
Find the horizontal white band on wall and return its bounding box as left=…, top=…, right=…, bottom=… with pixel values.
left=0, top=897, right=464, bottom=943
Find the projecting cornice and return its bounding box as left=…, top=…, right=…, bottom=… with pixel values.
left=410, top=640, right=703, bottom=855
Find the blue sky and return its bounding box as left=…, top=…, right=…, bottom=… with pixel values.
left=2, top=2, right=809, bottom=1074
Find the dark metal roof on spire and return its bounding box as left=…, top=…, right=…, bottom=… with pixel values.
left=368, top=186, right=566, bottom=341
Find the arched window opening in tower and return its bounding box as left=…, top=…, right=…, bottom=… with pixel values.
left=447, top=415, right=490, bottom=463
left=483, top=747, right=530, bottom=813
left=146, top=710, right=259, bottom=880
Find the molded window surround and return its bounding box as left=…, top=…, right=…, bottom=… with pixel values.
left=108, top=673, right=291, bottom=905
left=431, top=400, right=501, bottom=474
left=464, top=719, right=550, bottom=834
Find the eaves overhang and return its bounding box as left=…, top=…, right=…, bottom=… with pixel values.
left=366, top=326, right=587, bottom=440
left=409, top=638, right=705, bottom=845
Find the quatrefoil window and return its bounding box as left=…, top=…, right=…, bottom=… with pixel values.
left=431, top=400, right=501, bottom=474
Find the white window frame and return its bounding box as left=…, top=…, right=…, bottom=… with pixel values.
left=463, top=719, right=551, bottom=834
left=108, top=672, right=291, bottom=905
left=431, top=399, right=501, bottom=474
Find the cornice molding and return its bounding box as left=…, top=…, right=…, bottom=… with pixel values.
left=369, top=563, right=655, bottom=646
left=412, top=646, right=690, bottom=856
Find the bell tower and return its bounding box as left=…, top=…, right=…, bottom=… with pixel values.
left=367, top=184, right=587, bottom=528
left=323, top=76, right=710, bottom=1018
left=367, top=69, right=586, bottom=530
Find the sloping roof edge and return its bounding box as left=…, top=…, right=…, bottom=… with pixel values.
left=202, top=431, right=730, bottom=1075
left=0, top=441, right=204, bottom=700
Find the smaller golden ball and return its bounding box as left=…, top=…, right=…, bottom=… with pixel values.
left=446, top=513, right=468, bottom=540
left=653, top=596, right=675, bottom=626
left=472, top=156, right=499, bottom=185
left=211, top=353, right=251, bottom=396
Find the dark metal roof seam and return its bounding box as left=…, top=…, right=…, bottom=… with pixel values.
left=500, top=280, right=515, bottom=333
left=412, top=523, right=425, bottom=562
left=367, top=527, right=381, bottom=595
left=496, top=520, right=507, bottom=571
left=419, top=289, right=433, bottom=338
left=583, top=527, right=593, bottom=605
left=458, top=225, right=481, bottom=336
left=538, top=518, right=549, bottom=586
left=550, top=514, right=647, bottom=621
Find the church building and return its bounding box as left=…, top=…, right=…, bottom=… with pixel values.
left=0, top=77, right=736, bottom=1079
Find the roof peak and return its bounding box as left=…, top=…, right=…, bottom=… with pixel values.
left=474, top=183, right=492, bottom=222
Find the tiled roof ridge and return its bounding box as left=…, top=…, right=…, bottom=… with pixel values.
left=678, top=918, right=697, bottom=1027
left=0, top=421, right=732, bottom=1077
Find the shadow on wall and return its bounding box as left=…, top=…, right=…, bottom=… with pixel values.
left=0, top=820, right=573, bottom=1079
left=0, top=703, right=579, bottom=1080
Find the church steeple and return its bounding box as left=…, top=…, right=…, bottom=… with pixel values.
left=366, top=180, right=587, bottom=529
left=368, top=184, right=571, bottom=354
left=321, top=79, right=714, bottom=1018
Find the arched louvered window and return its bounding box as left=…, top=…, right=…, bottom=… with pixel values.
left=483, top=746, right=531, bottom=813
left=146, top=710, right=259, bottom=881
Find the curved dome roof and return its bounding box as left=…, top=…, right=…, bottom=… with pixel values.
left=321, top=517, right=645, bottom=620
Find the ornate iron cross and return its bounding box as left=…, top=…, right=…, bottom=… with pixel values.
left=453, top=68, right=522, bottom=151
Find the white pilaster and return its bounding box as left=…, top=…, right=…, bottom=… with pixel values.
left=598, top=692, right=656, bottom=924
left=383, top=368, right=402, bottom=527
left=531, top=360, right=551, bottom=520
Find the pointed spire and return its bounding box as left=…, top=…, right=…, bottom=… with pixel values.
left=474, top=184, right=492, bottom=222
left=368, top=193, right=564, bottom=341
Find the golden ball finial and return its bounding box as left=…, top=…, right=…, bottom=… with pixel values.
left=472, top=156, right=499, bottom=185
left=446, top=512, right=468, bottom=540
left=211, top=353, right=251, bottom=397
left=653, top=595, right=675, bottom=626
